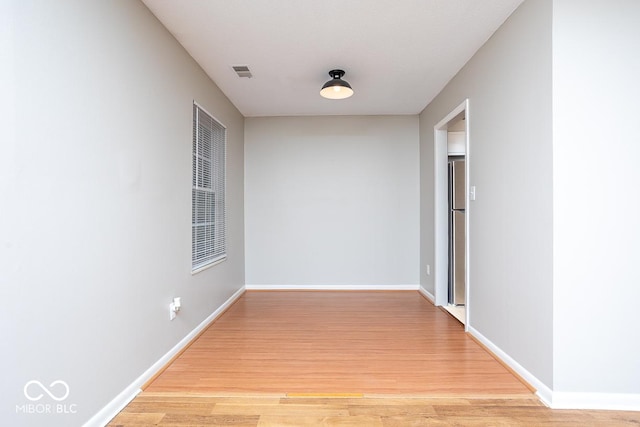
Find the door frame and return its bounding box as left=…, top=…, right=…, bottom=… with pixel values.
left=433, top=99, right=470, bottom=329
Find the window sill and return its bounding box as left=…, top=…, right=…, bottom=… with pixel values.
left=192, top=256, right=227, bottom=275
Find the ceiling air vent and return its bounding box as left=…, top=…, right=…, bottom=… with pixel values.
left=232, top=65, right=252, bottom=78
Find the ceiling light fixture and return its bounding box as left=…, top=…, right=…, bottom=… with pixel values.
left=320, top=69, right=354, bottom=100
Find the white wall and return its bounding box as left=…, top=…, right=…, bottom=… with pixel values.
left=0, top=1, right=244, bottom=425
left=245, top=116, right=419, bottom=287
left=552, top=0, right=640, bottom=397
left=421, top=0, right=640, bottom=406
left=420, top=0, right=554, bottom=388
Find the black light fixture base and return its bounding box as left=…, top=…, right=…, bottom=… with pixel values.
left=328, top=69, right=346, bottom=79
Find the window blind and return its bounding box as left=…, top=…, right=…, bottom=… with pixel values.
left=192, top=103, right=226, bottom=271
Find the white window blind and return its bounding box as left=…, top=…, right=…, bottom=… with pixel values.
left=192, top=103, right=226, bottom=271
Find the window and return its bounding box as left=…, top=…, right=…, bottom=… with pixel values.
left=192, top=102, right=226, bottom=272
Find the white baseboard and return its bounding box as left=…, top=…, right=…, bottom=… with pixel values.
left=467, top=325, right=553, bottom=406
left=418, top=286, right=435, bottom=304
left=82, top=381, right=141, bottom=427
left=550, top=392, right=640, bottom=411
left=468, top=326, right=640, bottom=411
left=244, top=284, right=420, bottom=291
left=84, top=287, right=245, bottom=427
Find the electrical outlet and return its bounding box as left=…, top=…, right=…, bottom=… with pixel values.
left=426, top=264, right=431, bottom=276
left=169, top=302, right=177, bottom=321
left=169, top=297, right=181, bottom=321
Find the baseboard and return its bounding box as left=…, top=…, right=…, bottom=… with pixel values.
left=83, top=287, right=245, bottom=427
left=418, top=286, right=435, bottom=304
left=244, top=284, right=420, bottom=291
left=468, top=326, right=640, bottom=411
left=550, top=392, right=640, bottom=411
left=82, top=382, right=141, bottom=427
left=467, top=326, right=553, bottom=406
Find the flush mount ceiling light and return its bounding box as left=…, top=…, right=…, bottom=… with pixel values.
left=320, top=69, right=354, bottom=100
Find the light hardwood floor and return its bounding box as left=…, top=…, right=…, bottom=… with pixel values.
left=108, top=291, right=640, bottom=426
left=145, top=291, right=530, bottom=395
left=110, top=393, right=640, bottom=426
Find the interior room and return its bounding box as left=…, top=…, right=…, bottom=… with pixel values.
left=2, top=1, right=639, bottom=426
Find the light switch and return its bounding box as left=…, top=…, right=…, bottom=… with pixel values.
left=470, top=186, right=476, bottom=201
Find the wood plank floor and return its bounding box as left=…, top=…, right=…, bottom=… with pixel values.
left=110, top=393, right=640, bottom=426
left=108, top=291, right=640, bottom=426
left=145, top=291, right=531, bottom=395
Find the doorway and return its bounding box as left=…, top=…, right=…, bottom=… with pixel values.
left=434, top=100, right=470, bottom=328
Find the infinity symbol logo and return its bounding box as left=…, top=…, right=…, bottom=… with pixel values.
left=23, top=380, right=70, bottom=402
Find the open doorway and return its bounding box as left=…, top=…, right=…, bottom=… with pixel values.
left=434, top=100, right=470, bottom=328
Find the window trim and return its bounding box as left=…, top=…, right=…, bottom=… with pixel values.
left=192, top=101, right=227, bottom=273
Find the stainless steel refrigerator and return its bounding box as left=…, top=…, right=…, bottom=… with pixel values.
left=448, top=158, right=465, bottom=306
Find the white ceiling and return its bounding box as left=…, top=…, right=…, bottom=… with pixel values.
left=142, top=0, right=525, bottom=117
